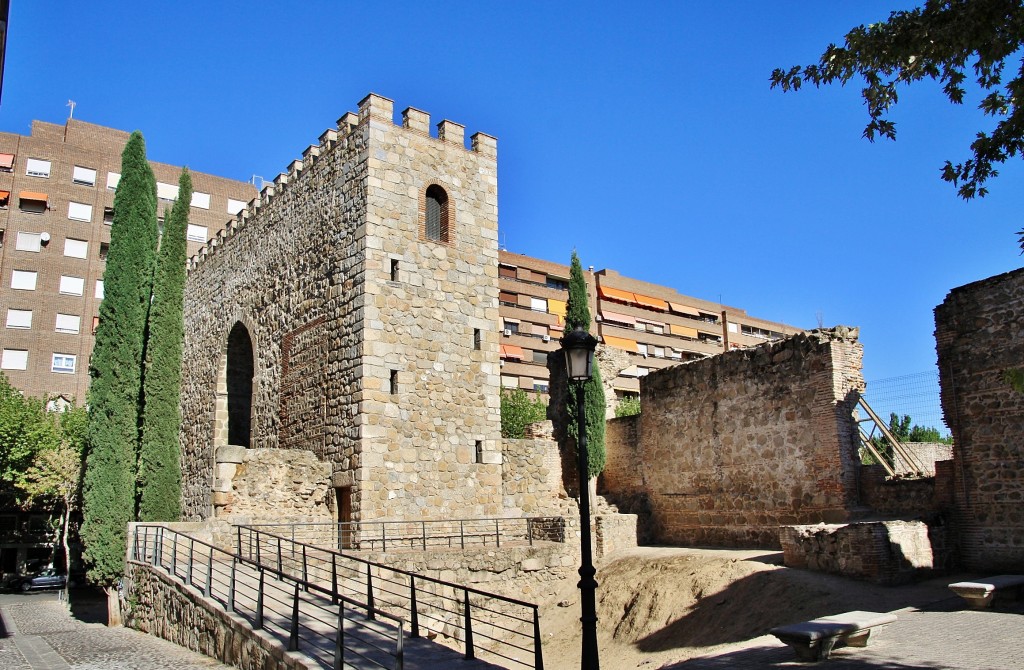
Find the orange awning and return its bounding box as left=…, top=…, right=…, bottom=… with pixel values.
left=633, top=293, right=668, bottom=310
left=0, top=190, right=10, bottom=200
left=19, top=191, right=48, bottom=202
left=671, top=324, right=699, bottom=339
left=598, top=285, right=636, bottom=304
left=0, top=154, right=14, bottom=169
left=500, top=344, right=525, bottom=360
left=603, top=335, right=638, bottom=352
left=600, top=310, right=636, bottom=326
left=669, top=302, right=700, bottom=317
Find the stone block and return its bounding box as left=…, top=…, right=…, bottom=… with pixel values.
left=216, top=445, right=246, bottom=464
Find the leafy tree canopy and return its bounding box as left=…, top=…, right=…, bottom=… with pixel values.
left=0, top=374, right=59, bottom=492
left=614, top=395, right=641, bottom=418
left=501, top=389, right=548, bottom=439
left=771, top=0, right=1024, bottom=247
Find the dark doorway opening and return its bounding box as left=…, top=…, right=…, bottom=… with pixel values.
left=226, top=322, right=254, bottom=448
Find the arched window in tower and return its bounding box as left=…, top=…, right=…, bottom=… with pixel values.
left=424, top=185, right=449, bottom=243
left=225, top=322, right=254, bottom=448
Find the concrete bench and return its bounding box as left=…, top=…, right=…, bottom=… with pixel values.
left=948, top=575, right=1024, bottom=609
left=770, top=611, right=897, bottom=661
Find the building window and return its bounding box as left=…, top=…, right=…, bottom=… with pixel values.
left=55, top=314, right=81, bottom=334
left=498, top=264, right=517, bottom=279
left=15, top=232, right=42, bottom=253
left=186, top=224, right=207, bottom=242
left=502, top=320, right=519, bottom=335
left=423, top=185, right=449, bottom=243
left=25, top=158, right=51, bottom=178
left=533, top=382, right=549, bottom=393
left=68, top=202, right=93, bottom=222
left=6, top=309, right=32, bottom=329
left=103, top=207, right=115, bottom=224
left=530, top=297, right=548, bottom=312
left=106, top=172, right=121, bottom=190
left=156, top=181, right=179, bottom=201
left=51, top=354, right=76, bottom=374
left=64, top=238, right=88, bottom=259
left=227, top=198, right=246, bottom=215
left=18, top=191, right=48, bottom=213
left=532, top=349, right=548, bottom=364
left=72, top=166, right=97, bottom=186
left=501, top=375, right=517, bottom=388
left=389, top=370, right=399, bottom=396
left=0, top=190, right=9, bottom=208
left=390, top=259, right=400, bottom=282
left=545, top=276, right=568, bottom=290
left=99, top=243, right=109, bottom=261
left=92, top=316, right=100, bottom=334
left=475, top=441, right=483, bottom=464
left=59, top=275, right=84, bottom=296
left=11, top=270, right=37, bottom=291
left=1, top=349, right=28, bottom=370
left=191, top=191, right=211, bottom=209
left=94, top=279, right=104, bottom=299
left=0, top=153, right=14, bottom=172
left=473, top=328, right=481, bottom=350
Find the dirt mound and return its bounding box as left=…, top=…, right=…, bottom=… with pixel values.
left=537, top=547, right=952, bottom=670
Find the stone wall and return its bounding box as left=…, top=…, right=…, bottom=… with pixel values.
left=610, top=327, right=864, bottom=548
left=212, top=447, right=333, bottom=524
left=935, top=267, right=1024, bottom=572
left=779, top=521, right=943, bottom=585
left=858, top=464, right=941, bottom=518
left=123, top=562, right=306, bottom=670
left=181, top=94, right=502, bottom=523
left=893, top=441, right=954, bottom=476
left=601, top=416, right=641, bottom=496
left=502, top=435, right=567, bottom=516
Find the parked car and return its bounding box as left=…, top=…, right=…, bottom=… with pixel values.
left=9, top=568, right=66, bottom=591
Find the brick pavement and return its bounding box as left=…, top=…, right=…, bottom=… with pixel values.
left=663, top=595, right=1024, bottom=669
left=0, top=592, right=229, bottom=670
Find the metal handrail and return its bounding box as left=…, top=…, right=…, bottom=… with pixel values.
left=128, top=524, right=405, bottom=670
left=237, top=524, right=545, bottom=670
left=244, top=516, right=566, bottom=554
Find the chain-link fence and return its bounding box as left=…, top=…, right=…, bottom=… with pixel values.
left=864, top=370, right=950, bottom=439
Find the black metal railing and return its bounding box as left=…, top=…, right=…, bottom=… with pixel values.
left=236, top=524, right=545, bottom=669
left=243, top=517, right=566, bottom=554
left=129, top=524, right=405, bottom=670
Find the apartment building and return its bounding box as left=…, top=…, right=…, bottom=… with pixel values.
left=0, top=119, right=255, bottom=402
left=497, top=251, right=802, bottom=398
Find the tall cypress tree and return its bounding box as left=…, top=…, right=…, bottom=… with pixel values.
left=565, top=251, right=606, bottom=478
left=81, top=131, right=157, bottom=618
left=138, top=169, right=191, bottom=521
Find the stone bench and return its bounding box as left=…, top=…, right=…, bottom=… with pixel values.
left=948, top=575, right=1024, bottom=609
left=770, top=611, right=897, bottom=661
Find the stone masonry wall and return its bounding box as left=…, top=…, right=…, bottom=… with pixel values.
left=211, top=447, right=333, bottom=524
left=625, top=327, right=864, bottom=548
left=181, top=94, right=502, bottom=523
left=601, top=416, right=641, bottom=496
left=935, top=267, right=1024, bottom=571
left=502, top=435, right=567, bottom=516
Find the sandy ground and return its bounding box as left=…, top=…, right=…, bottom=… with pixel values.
left=535, top=546, right=958, bottom=670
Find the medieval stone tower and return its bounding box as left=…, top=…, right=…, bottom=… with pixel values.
left=179, top=94, right=502, bottom=523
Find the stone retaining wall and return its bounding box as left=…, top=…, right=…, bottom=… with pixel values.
left=617, top=327, right=864, bottom=548
left=858, top=465, right=941, bottom=518
left=935, top=267, right=1024, bottom=571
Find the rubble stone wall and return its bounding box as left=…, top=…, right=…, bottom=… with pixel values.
left=502, top=436, right=566, bottom=516
left=935, top=267, right=1024, bottom=571
left=629, top=328, right=865, bottom=548
left=858, top=464, right=940, bottom=518
left=601, top=416, right=642, bottom=496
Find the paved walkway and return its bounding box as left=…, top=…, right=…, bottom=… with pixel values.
left=664, top=594, right=1024, bottom=669
left=0, top=591, right=230, bottom=669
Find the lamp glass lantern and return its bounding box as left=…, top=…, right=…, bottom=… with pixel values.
left=562, top=326, right=598, bottom=382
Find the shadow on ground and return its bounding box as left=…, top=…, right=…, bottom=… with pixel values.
left=68, top=586, right=108, bottom=624
left=659, top=644, right=956, bottom=669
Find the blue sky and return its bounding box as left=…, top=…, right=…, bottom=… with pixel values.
left=3, top=1, right=1021, bottom=393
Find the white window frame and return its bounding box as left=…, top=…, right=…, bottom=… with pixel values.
left=94, top=279, right=104, bottom=299
left=106, top=172, right=121, bottom=190
left=25, top=158, right=51, bottom=178
left=59, top=275, right=84, bottom=296
left=67, top=202, right=93, bottom=222
left=186, top=224, right=208, bottom=242
left=530, top=297, right=548, bottom=312
left=51, top=354, right=76, bottom=374
left=63, top=238, right=88, bottom=259
left=1, top=349, right=28, bottom=370
left=15, top=232, right=42, bottom=252
left=5, top=309, right=32, bottom=329
left=227, top=198, right=246, bottom=215
left=11, top=270, right=37, bottom=291
left=191, top=192, right=211, bottom=209
left=156, top=181, right=179, bottom=201
left=55, top=313, right=81, bottom=334
left=72, top=166, right=97, bottom=186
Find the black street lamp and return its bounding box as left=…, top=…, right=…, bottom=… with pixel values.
left=560, top=325, right=600, bottom=670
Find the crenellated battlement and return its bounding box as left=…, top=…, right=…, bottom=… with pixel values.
left=187, top=93, right=497, bottom=272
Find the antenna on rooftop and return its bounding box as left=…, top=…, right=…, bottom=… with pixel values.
left=66, top=100, right=76, bottom=120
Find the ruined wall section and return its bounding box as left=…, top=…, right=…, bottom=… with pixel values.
left=633, top=327, right=864, bottom=547
left=935, top=267, right=1024, bottom=571
left=180, top=114, right=369, bottom=519
left=355, top=96, right=502, bottom=521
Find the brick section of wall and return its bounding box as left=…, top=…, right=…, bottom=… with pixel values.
left=629, top=327, right=864, bottom=548
left=779, top=521, right=942, bottom=585
left=501, top=436, right=567, bottom=516
left=858, top=465, right=940, bottom=518
left=601, top=416, right=641, bottom=496
left=935, top=267, right=1024, bottom=572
